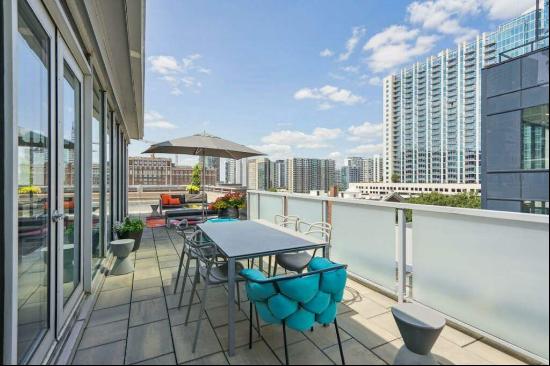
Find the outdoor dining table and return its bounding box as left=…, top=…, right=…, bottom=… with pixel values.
left=197, top=219, right=329, bottom=356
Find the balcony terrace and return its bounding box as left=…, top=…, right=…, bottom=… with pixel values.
left=63, top=189, right=548, bottom=365
left=70, top=219, right=526, bottom=365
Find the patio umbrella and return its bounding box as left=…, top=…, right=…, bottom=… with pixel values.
left=143, top=132, right=264, bottom=219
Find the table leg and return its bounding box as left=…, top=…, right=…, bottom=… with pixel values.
left=227, top=257, right=236, bottom=356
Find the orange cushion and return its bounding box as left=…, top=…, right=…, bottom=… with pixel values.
left=161, top=194, right=171, bottom=205
left=169, top=197, right=180, bottom=205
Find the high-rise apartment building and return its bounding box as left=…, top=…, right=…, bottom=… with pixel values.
left=247, top=158, right=272, bottom=190
left=273, top=160, right=288, bottom=189
left=383, top=2, right=549, bottom=184
left=225, top=159, right=237, bottom=184
left=363, top=155, right=384, bottom=183
left=287, top=158, right=335, bottom=193
left=204, top=156, right=221, bottom=183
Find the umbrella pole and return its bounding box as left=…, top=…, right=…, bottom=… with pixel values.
left=201, top=153, right=206, bottom=221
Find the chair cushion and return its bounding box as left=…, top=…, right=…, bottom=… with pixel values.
left=286, top=307, right=315, bottom=332
left=308, top=257, right=347, bottom=300
left=316, top=300, right=337, bottom=325
left=276, top=252, right=312, bottom=272
left=169, top=197, right=181, bottom=205
left=303, top=290, right=331, bottom=314
left=240, top=269, right=276, bottom=301
left=268, top=294, right=298, bottom=320
left=278, top=274, right=320, bottom=304
left=255, top=301, right=281, bottom=324
left=161, top=194, right=171, bottom=205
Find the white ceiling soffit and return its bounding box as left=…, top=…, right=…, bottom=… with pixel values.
left=86, top=0, right=145, bottom=139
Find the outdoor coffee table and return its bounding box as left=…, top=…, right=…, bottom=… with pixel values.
left=197, top=219, right=329, bottom=356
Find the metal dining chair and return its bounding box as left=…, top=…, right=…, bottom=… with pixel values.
left=173, top=219, right=201, bottom=295
left=253, top=215, right=300, bottom=275
left=241, top=257, right=347, bottom=365
left=182, top=235, right=245, bottom=353
left=273, top=221, right=332, bottom=275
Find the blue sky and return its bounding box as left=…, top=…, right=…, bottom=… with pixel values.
left=131, top=0, right=536, bottom=168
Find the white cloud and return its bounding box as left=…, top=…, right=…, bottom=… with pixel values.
left=144, top=111, right=177, bottom=129
left=148, top=55, right=181, bottom=74
left=363, top=26, right=438, bottom=73
left=347, top=143, right=383, bottom=155
left=338, top=26, right=367, bottom=61
left=340, top=65, right=360, bottom=73
left=347, top=122, right=383, bottom=142
left=367, top=76, right=382, bottom=86
left=482, top=0, right=536, bottom=20
left=320, top=48, right=334, bottom=57
left=261, top=127, right=341, bottom=149
left=250, top=144, right=293, bottom=160
left=148, top=53, right=210, bottom=94
left=407, top=0, right=480, bottom=42
left=328, top=151, right=345, bottom=167
left=294, top=85, right=365, bottom=107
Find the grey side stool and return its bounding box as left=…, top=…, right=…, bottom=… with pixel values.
left=110, top=239, right=135, bottom=275
left=391, top=303, right=445, bottom=355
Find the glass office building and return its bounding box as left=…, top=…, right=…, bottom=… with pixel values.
left=383, top=1, right=549, bottom=184
left=1, top=0, right=145, bottom=363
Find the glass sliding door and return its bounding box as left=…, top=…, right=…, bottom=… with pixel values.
left=15, top=0, right=54, bottom=362
left=105, top=109, right=112, bottom=244
left=91, top=78, right=103, bottom=275
left=57, top=40, right=83, bottom=309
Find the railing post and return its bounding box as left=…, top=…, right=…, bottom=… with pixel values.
left=246, top=191, right=251, bottom=219
left=397, top=208, right=407, bottom=303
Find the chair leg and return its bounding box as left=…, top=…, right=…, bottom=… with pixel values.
left=334, top=318, right=345, bottom=365
left=236, top=282, right=241, bottom=311
left=173, top=249, right=186, bottom=294
left=267, top=256, right=272, bottom=277
left=272, top=259, right=278, bottom=276
left=255, top=303, right=261, bottom=339
left=183, top=263, right=199, bottom=318
left=192, top=273, right=210, bottom=353
left=179, top=255, right=192, bottom=294
left=249, top=302, right=253, bottom=349
left=282, top=321, right=289, bottom=365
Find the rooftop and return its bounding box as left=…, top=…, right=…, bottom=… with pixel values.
left=69, top=222, right=526, bottom=365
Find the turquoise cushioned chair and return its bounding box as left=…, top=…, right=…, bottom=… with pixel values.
left=241, top=258, right=348, bottom=365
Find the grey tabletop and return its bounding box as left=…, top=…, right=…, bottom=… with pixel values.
left=198, top=219, right=327, bottom=259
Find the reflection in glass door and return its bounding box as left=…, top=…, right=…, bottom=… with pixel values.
left=60, top=62, right=81, bottom=303
left=57, top=35, right=83, bottom=328
left=15, top=0, right=52, bottom=362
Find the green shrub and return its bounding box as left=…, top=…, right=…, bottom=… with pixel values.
left=114, top=217, right=145, bottom=235
left=405, top=192, right=481, bottom=222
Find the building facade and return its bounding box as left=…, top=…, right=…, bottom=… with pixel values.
left=204, top=156, right=220, bottom=183
left=1, top=0, right=145, bottom=363
left=273, top=160, right=287, bottom=189
left=287, top=158, right=335, bottom=193
left=247, top=158, right=272, bottom=191
left=349, top=182, right=481, bottom=199
left=481, top=47, right=549, bottom=214
left=225, top=159, right=237, bottom=184
left=128, top=157, right=217, bottom=186
left=383, top=3, right=549, bottom=185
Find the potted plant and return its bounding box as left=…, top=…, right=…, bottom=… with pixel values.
left=114, top=217, right=145, bottom=251
left=209, top=192, right=245, bottom=219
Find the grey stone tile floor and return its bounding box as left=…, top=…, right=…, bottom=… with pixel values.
left=71, top=226, right=526, bottom=365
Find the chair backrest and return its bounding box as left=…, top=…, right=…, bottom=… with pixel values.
left=274, top=215, right=300, bottom=231
left=240, top=258, right=347, bottom=332
left=298, top=221, right=332, bottom=243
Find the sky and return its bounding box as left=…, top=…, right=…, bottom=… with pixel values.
left=131, top=0, right=538, bottom=169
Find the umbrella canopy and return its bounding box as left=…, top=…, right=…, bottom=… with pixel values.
left=142, top=133, right=264, bottom=160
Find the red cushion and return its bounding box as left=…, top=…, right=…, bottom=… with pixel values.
left=161, top=194, right=171, bottom=205
left=169, top=197, right=180, bottom=205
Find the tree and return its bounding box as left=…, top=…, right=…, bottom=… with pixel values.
left=391, top=173, right=400, bottom=183
left=187, top=164, right=202, bottom=193
left=404, top=192, right=481, bottom=221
